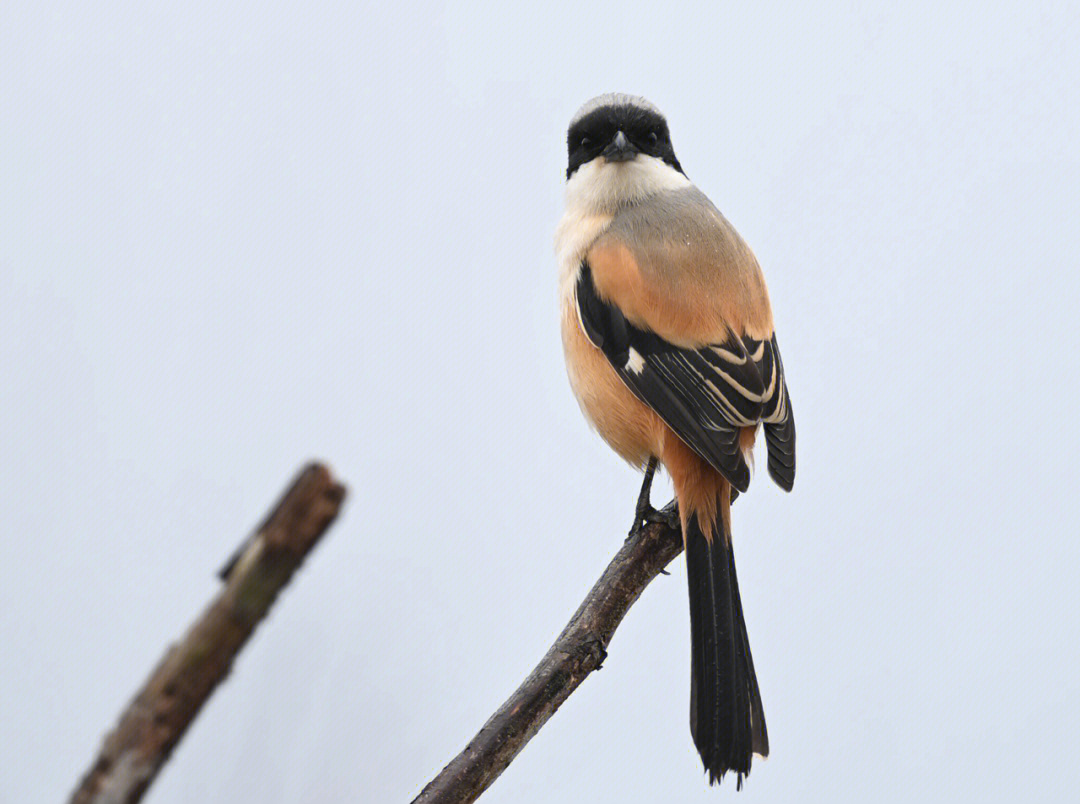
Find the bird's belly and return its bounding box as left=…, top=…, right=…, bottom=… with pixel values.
left=561, top=296, right=664, bottom=468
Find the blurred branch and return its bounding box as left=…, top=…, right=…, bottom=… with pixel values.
left=70, top=463, right=346, bottom=804
left=412, top=503, right=683, bottom=804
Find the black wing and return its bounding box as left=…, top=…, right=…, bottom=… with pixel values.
left=576, top=261, right=795, bottom=493
left=759, top=338, right=795, bottom=492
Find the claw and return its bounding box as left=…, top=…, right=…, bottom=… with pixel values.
left=644, top=504, right=681, bottom=532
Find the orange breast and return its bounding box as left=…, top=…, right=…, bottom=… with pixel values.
left=560, top=295, right=666, bottom=469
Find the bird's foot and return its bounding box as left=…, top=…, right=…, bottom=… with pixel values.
left=627, top=457, right=681, bottom=540
left=644, top=504, right=680, bottom=531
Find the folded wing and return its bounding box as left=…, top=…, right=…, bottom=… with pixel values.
left=576, top=261, right=795, bottom=493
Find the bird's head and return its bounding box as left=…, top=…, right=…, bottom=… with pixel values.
left=565, top=93, right=687, bottom=210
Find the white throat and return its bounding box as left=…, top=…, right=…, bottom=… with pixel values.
left=556, top=155, right=691, bottom=296
left=564, top=155, right=690, bottom=216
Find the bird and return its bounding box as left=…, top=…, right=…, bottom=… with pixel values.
left=556, top=94, right=795, bottom=787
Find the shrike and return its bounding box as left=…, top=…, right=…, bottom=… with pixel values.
left=556, top=94, right=795, bottom=787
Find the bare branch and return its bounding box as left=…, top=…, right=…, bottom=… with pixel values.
left=412, top=503, right=683, bottom=804
left=70, top=463, right=346, bottom=804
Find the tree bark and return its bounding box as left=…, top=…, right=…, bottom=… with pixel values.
left=70, top=463, right=346, bottom=804
left=411, top=503, right=683, bottom=804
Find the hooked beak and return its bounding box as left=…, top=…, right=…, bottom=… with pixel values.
left=603, top=130, right=638, bottom=163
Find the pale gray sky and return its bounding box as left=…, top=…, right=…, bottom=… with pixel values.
left=2, top=2, right=1078, bottom=802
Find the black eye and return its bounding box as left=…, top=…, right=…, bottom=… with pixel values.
left=647, top=131, right=659, bottom=146
left=580, top=136, right=592, bottom=148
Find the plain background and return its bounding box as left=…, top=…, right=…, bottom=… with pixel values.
left=3, top=2, right=1079, bottom=802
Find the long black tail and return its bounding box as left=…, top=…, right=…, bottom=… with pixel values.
left=685, top=506, right=768, bottom=787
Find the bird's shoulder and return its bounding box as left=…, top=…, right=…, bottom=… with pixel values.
left=587, top=186, right=773, bottom=345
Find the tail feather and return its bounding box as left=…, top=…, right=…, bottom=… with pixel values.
left=685, top=506, right=767, bottom=787
left=727, top=542, right=769, bottom=758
